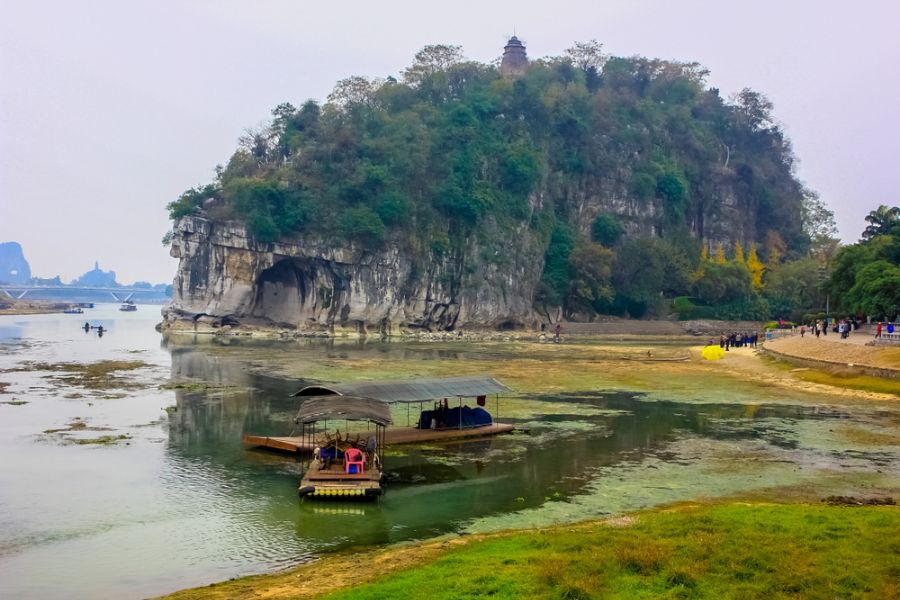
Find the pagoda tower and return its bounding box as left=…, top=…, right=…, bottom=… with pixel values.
left=500, top=36, right=528, bottom=76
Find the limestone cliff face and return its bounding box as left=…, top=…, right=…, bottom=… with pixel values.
left=162, top=216, right=544, bottom=334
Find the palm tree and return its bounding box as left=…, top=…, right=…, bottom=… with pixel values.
left=862, top=204, right=900, bottom=240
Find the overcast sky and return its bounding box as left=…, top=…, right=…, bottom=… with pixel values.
left=1, top=1, right=897, bottom=283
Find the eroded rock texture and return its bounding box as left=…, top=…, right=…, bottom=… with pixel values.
left=162, top=216, right=543, bottom=334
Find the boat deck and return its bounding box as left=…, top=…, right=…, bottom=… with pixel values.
left=244, top=422, right=515, bottom=454
left=299, top=462, right=384, bottom=498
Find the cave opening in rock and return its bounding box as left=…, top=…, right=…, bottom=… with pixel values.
left=496, top=320, right=522, bottom=331
left=252, top=258, right=310, bottom=323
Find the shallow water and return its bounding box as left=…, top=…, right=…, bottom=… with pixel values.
left=0, top=307, right=898, bottom=599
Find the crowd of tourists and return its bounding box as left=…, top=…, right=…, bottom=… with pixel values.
left=800, top=318, right=859, bottom=339
left=717, top=331, right=759, bottom=350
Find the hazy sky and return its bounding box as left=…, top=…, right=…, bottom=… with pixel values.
left=1, top=1, right=898, bottom=283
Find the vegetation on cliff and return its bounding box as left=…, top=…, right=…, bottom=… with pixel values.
left=169, top=41, right=827, bottom=321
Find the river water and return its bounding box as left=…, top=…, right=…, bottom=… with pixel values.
left=0, top=306, right=898, bottom=598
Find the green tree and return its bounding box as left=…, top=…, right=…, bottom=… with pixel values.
left=613, top=238, right=668, bottom=317
left=536, top=224, right=575, bottom=309
left=694, top=262, right=752, bottom=305
left=338, top=206, right=387, bottom=245
left=590, top=214, right=624, bottom=246
left=862, top=205, right=900, bottom=240
left=402, top=44, right=464, bottom=86
left=846, top=261, right=900, bottom=318
left=567, top=242, right=615, bottom=316
left=764, top=257, right=822, bottom=318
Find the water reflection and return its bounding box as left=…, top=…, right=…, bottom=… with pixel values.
left=1, top=313, right=897, bottom=600
left=163, top=347, right=894, bottom=555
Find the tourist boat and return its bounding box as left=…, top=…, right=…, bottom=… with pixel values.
left=63, top=306, right=84, bottom=314
left=119, top=301, right=137, bottom=312
left=296, top=395, right=390, bottom=499
left=243, top=376, right=515, bottom=454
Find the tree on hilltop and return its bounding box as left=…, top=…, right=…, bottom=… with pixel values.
left=862, top=204, right=900, bottom=240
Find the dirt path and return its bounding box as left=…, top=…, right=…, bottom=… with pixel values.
left=160, top=534, right=486, bottom=600
left=682, top=343, right=899, bottom=402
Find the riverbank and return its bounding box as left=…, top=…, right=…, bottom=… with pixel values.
left=157, top=336, right=900, bottom=599
left=161, top=500, right=900, bottom=600
left=0, top=299, right=68, bottom=315
left=765, top=335, right=900, bottom=375
left=159, top=316, right=764, bottom=342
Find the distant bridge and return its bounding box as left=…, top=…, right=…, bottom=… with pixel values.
left=0, top=285, right=163, bottom=302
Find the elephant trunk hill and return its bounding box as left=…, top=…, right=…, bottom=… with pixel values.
left=162, top=40, right=807, bottom=334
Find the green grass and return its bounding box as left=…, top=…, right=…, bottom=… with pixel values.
left=761, top=355, right=900, bottom=396
left=793, top=368, right=900, bottom=396
left=322, top=503, right=900, bottom=600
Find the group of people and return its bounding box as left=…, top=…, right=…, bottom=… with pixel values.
left=801, top=318, right=858, bottom=339
left=717, top=331, right=759, bottom=350
left=874, top=322, right=895, bottom=338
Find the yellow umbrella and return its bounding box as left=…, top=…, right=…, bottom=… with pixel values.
left=701, top=345, right=725, bottom=361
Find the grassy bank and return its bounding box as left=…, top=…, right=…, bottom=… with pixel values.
left=163, top=502, right=900, bottom=599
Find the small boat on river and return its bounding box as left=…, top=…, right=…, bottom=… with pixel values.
left=119, top=301, right=137, bottom=312
left=63, top=306, right=84, bottom=314
left=243, top=376, right=515, bottom=454
left=295, top=395, right=390, bottom=499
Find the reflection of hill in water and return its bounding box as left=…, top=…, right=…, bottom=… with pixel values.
left=159, top=340, right=890, bottom=557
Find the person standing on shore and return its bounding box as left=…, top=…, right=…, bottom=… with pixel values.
left=876, top=322, right=882, bottom=339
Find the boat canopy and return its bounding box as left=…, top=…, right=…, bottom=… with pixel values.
left=292, top=375, right=511, bottom=403
left=294, top=395, right=393, bottom=426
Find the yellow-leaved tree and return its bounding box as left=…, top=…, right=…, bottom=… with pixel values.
left=714, top=242, right=726, bottom=265
left=747, top=243, right=764, bottom=290
left=733, top=241, right=745, bottom=263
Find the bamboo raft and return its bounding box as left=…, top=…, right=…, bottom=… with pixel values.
left=244, top=422, right=515, bottom=454
left=620, top=355, right=691, bottom=362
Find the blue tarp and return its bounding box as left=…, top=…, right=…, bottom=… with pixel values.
left=418, top=406, right=493, bottom=430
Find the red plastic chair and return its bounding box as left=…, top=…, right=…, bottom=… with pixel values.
left=344, top=447, right=365, bottom=475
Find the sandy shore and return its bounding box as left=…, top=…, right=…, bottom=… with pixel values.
left=764, top=335, right=900, bottom=374
left=0, top=299, right=69, bottom=315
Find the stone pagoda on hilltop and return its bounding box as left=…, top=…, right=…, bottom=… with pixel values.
left=500, top=35, right=528, bottom=76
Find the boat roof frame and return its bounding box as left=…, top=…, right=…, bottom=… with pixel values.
left=292, top=375, right=511, bottom=404
left=294, top=395, right=393, bottom=427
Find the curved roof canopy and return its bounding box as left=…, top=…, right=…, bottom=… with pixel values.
left=294, top=395, right=393, bottom=426
left=292, top=376, right=511, bottom=403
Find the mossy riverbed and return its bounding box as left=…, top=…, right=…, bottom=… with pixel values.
left=3, top=311, right=898, bottom=599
